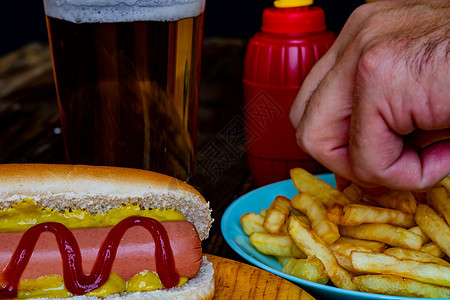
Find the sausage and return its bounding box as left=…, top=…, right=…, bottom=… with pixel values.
left=0, top=220, right=202, bottom=281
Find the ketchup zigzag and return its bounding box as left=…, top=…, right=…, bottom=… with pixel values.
left=0, top=216, right=180, bottom=298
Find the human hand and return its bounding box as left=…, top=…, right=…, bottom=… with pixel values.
left=290, top=0, right=450, bottom=190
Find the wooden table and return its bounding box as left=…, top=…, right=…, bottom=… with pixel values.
left=0, top=40, right=314, bottom=299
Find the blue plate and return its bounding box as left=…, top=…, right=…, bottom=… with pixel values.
left=221, top=174, right=429, bottom=300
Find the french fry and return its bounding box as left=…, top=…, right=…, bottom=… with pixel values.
left=326, top=187, right=359, bottom=225
left=421, top=242, right=446, bottom=258
left=415, top=204, right=450, bottom=257
left=353, top=274, right=450, bottom=298
left=351, top=251, right=450, bottom=287
left=383, top=247, right=450, bottom=266
left=290, top=168, right=341, bottom=207
left=366, top=190, right=417, bottom=214
left=427, top=186, right=450, bottom=226
left=439, top=176, right=450, bottom=192
left=291, top=193, right=340, bottom=244
left=329, top=242, right=373, bottom=274
left=340, top=223, right=423, bottom=250
left=291, top=240, right=307, bottom=258
left=408, top=226, right=430, bottom=244
left=290, top=208, right=312, bottom=226
left=240, top=213, right=267, bottom=236
left=339, top=204, right=416, bottom=227
left=332, top=251, right=360, bottom=274
left=287, top=215, right=358, bottom=290
left=342, top=183, right=364, bottom=203
left=329, top=241, right=373, bottom=257
left=334, top=237, right=387, bottom=252
left=277, top=256, right=292, bottom=267
left=249, top=232, right=306, bottom=258
left=326, top=202, right=344, bottom=224
left=334, top=194, right=354, bottom=206
left=263, top=195, right=291, bottom=234
left=282, top=256, right=329, bottom=284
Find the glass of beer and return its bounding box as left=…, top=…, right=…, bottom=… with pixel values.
left=43, top=0, right=205, bottom=181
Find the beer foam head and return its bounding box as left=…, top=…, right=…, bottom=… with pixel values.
left=44, top=0, right=205, bottom=23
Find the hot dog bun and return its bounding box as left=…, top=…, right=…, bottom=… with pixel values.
left=17, top=258, right=215, bottom=300
left=0, top=164, right=212, bottom=240
left=0, top=163, right=214, bottom=299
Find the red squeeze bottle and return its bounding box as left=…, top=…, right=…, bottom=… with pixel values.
left=243, top=0, right=336, bottom=187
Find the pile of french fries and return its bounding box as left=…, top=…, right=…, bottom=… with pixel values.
left=240, top=168, right=450, bottom=298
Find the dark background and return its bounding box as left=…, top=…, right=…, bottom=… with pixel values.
left=0, top=0, right=364, bottom=56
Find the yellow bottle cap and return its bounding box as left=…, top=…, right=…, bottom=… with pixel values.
left=273, top=0, right=313, bottom=8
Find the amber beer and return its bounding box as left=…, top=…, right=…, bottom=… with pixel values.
left=43, top=0, right=204, bottom=181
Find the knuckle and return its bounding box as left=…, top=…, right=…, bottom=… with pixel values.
left=357, top=43, right=389, bottom=80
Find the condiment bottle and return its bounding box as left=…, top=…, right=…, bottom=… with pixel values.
left=243, top=0, right=336, bottom=186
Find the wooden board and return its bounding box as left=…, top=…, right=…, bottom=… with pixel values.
left=205, top=254, right=315, bottom=299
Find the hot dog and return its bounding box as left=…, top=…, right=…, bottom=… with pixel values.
left=0, top=164, right=214, bottom=299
